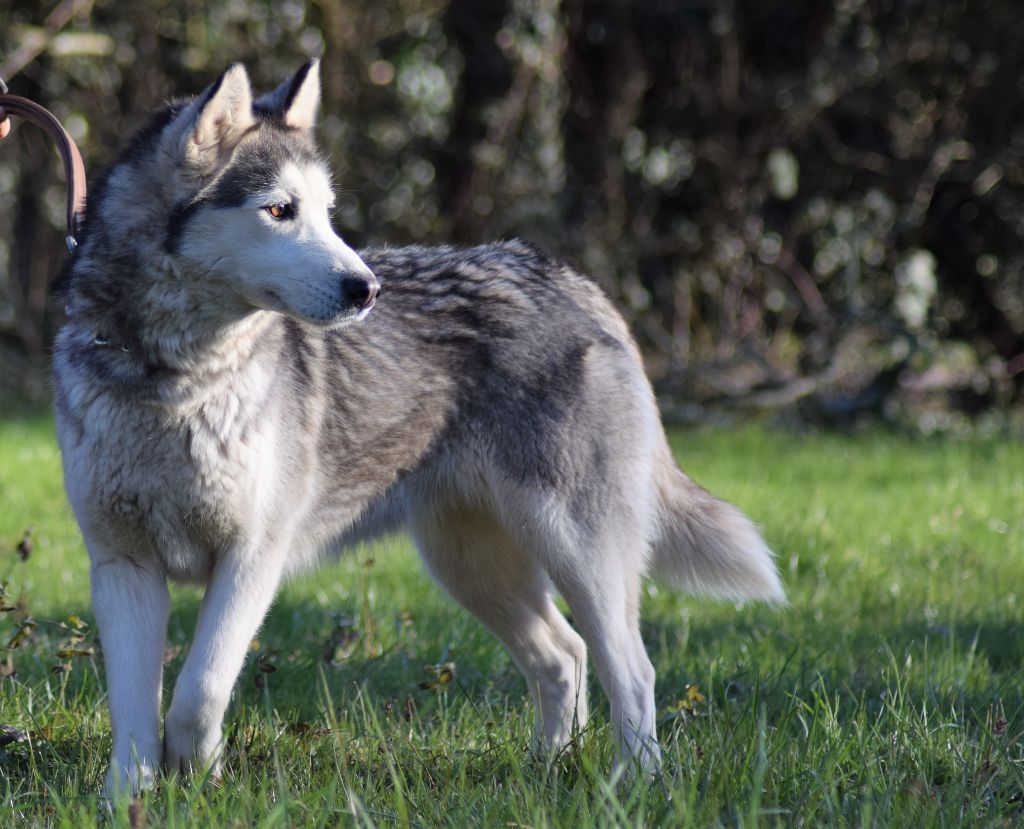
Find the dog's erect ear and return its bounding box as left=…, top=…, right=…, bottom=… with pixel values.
left=171, top=64, right=255, bottom=181
left=255, top=59, right=321, bottom=131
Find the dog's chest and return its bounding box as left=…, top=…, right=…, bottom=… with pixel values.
left=68, top=388, right=273, bottom=582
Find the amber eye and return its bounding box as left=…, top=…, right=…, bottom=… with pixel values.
left=265, top=202, right=294, bottom=220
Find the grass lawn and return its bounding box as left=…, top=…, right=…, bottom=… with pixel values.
left=0, top=417, right=1021, bottom=826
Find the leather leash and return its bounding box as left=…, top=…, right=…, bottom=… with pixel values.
left=0, top=77, right=87, bottom=253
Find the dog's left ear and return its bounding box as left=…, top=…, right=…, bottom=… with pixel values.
left=255, top=59, right=321, bottom=132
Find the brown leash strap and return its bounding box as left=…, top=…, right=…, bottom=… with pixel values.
left=0, top=88, right=87, bottom=253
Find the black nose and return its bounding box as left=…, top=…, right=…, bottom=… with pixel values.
left=341, top=274, right=380, bottom=310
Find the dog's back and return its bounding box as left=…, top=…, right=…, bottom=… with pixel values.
left=317, top=240, right=782, bottom=606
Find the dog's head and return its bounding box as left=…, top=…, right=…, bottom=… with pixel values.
left=158, top=61, right=378, bottom=329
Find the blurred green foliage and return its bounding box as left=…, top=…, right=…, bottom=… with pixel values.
left=1, top=0, right=1022, bottom=429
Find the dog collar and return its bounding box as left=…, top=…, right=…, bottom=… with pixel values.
left=64, top=303, right=133, bottom=353
left=91, top=333, right=133, bottom=353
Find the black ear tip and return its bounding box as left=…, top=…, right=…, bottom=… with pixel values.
left=295, top=58, right=320, bottom=84
left=203, top=63, right=250, bottom=104
left=252, top=60, right=321, bottom=122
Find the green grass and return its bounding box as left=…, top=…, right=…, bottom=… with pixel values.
left=0, top=418, right=1021, bottom=826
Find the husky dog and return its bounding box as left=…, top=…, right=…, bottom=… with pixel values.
left=53, top=60, right=783, bottom=795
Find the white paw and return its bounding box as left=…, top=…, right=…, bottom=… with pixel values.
left=105, top=757, right=158, bottom=800
left=163, top=706, right=224, bottom=777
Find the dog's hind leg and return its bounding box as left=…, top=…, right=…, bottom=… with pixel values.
left=409, top=505, right=588, bottom=754
left=88, top=546, right=170, bottom=796
left=548, top=554, right=660, bottom=774
left=516, top=470, right=661, bottom=774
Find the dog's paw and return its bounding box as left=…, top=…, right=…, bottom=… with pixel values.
left=163, top=737, right=224, bottom=781
left=104, top=758, right=158, bottom=800
left=163, top=708, right=223, bottom=780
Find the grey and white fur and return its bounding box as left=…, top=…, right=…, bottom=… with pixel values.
left=52, top=60, right=784, bottom=795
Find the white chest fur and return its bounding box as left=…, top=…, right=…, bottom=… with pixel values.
left=57, top=363, right=279, bottom=583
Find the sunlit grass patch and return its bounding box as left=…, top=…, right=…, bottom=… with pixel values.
left=0, top=419, right=1021, bottom=826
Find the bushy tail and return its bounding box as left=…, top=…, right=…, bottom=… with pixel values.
left=649, top=447, right=785, bottom=602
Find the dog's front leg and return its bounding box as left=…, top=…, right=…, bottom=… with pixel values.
left=89, top=550, right=170, bottom=797
left=164, top=545, right=285, bottom=776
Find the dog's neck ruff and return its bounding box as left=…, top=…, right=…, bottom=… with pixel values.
left=62, top=301, right=279, bottom=406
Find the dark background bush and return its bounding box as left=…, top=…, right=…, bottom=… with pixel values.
left=2, top=0, right=1022, bottom=431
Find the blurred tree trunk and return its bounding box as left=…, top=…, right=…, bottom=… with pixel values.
left=439, top=0, right=512, bottom=241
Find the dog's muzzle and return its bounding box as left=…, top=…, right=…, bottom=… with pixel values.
left=342, top=273, right=380, bottom=319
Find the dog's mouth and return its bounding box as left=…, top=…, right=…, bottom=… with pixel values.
left=254, top=288, right=376, bottom=328
left=322, top=303, right=376, bottom=331
left=356, top=300, right=375, bottom=321
left=253, top=287, right=296, bottom=320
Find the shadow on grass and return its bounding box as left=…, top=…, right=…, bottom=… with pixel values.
left=156, top=585, right=518, bottom=735
left=21, top=574, right=1024, bottom=742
